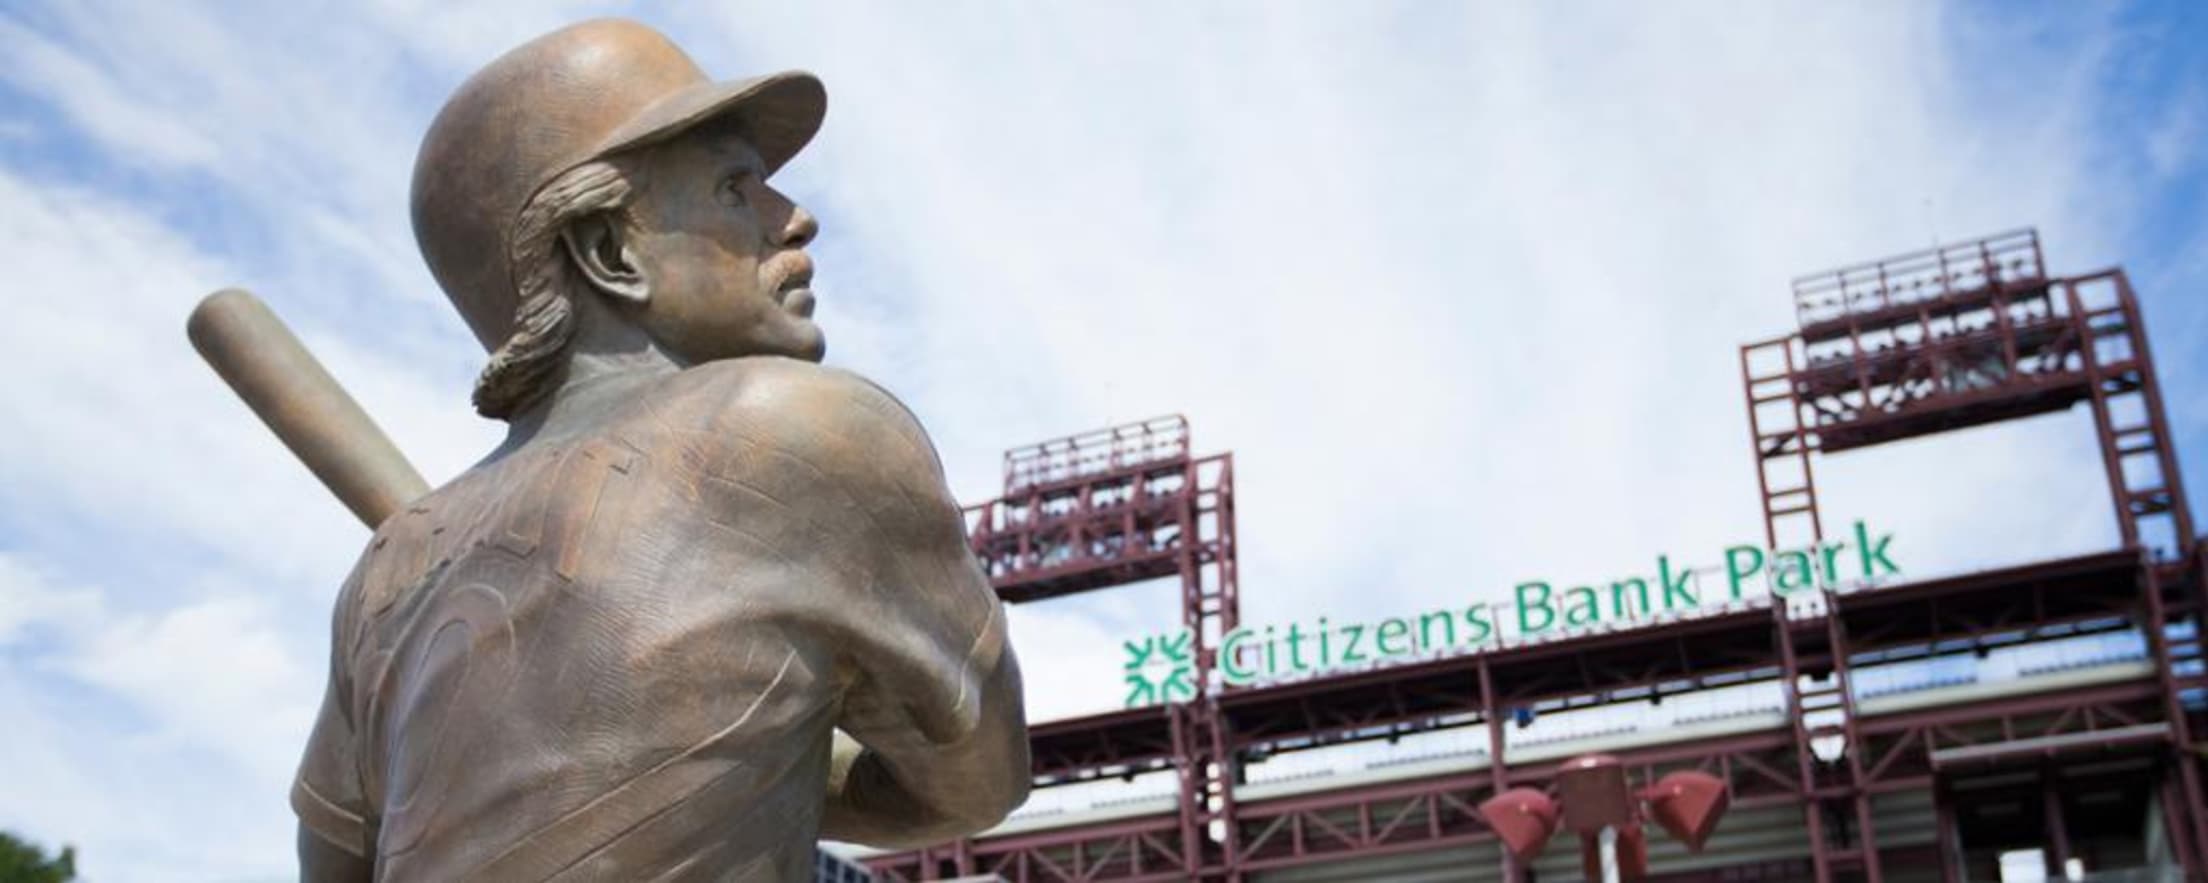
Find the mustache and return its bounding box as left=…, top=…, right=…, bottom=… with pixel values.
left=764, top=251, right=814, bottom=291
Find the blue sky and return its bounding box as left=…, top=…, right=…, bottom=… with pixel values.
left=0, top=2, right=2203, bottom=880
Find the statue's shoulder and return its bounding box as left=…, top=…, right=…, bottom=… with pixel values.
left=653, top=356, right=919, bottom=430
left=643, top=357, right=937, bottom=475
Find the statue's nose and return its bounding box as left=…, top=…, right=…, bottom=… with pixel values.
left=782, top=205, right=818, bottom=249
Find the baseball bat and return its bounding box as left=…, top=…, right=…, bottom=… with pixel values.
left=187, top=288, right=430, bottom=530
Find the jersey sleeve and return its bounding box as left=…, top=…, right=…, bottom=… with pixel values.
left=291, top=567, right=375, bottom=857
left=803, top=372, right=1005, bottom=745
left=692, top=360, right=1027, bottom=842
left=829, top=410, right=1007, bottom=751
left=697, top=362, right=1010, bottom=744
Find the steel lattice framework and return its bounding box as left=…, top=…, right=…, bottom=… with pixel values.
left=866, top=230, right=2205, bottom=882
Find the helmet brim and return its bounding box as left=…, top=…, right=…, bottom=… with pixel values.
left=594, top=70, right=825, bottom=175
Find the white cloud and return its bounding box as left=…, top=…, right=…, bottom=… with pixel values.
left=0, top=555, right=100, bottom=646
left=62, top=591, right=318, bottom=771
left=0, top=18, right=224, bottom=170
left=2146, top=86, right=2202, bottom=181
left=0, top=554, right=309, bottom=883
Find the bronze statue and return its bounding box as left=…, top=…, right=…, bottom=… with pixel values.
left=270, top=18, right=1028, bottom=881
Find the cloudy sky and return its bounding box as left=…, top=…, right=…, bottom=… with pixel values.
left=1, top=1, right=2204, bottom=879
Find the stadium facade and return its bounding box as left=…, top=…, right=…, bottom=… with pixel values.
left=844, top=229, right=2202, bottom=882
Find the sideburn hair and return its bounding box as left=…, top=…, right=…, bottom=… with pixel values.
left=473, top=161, right=633, bottom=420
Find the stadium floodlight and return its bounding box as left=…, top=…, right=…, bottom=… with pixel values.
left=1477, top=755, right=1732, bottom=881
left=1645, top=770, right=1729, bottom=852
left=1478, top=787, right=1559, bottom=861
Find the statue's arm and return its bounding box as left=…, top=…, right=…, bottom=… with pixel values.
left=718, top=362, right=1029, bottom=847
left=823, top=632, right=1028, bottom=847
left=811, top=377, right=1030, bottom=846
left=298, top=827, right=373, bottom=883
left=293, top=569, right=378, bottom=879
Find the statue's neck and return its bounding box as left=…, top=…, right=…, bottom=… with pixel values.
left=498, top=309, right=683, bottom=452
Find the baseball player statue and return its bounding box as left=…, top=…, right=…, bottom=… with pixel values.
left=195, top=18, right=1030, bottom=881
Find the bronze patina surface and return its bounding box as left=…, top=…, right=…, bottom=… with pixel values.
left=290, top=18, right=1029, bottom=881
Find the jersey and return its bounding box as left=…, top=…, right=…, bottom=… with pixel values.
left=289, top=357, right=1008, bottom=881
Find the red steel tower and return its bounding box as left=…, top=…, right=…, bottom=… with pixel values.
left=1741, top=228, right=2193, bottom=557
left=1740, top=228, right=2205, bottom=879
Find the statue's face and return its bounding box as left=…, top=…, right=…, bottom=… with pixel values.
left=618, top=124, right=825, bottom=364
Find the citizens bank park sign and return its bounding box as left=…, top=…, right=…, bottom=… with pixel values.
left=1119, top=519, right=1901, bottom=708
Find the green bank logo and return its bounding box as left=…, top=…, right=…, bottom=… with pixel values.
left=1123, top=630, right=1196, bottom=706
left=1119, top=520, right=1899, bottom=707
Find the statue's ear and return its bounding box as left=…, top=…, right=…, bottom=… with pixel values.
left=559, top=213, right=649, bottom=305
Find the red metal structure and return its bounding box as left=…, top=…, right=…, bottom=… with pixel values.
left=1741, top=228, right=2193, bottom=559
left=864, top=230, right=2205, bottom=882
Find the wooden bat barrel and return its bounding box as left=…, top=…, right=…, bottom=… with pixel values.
left=187, top=288, right=430, bottom=529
